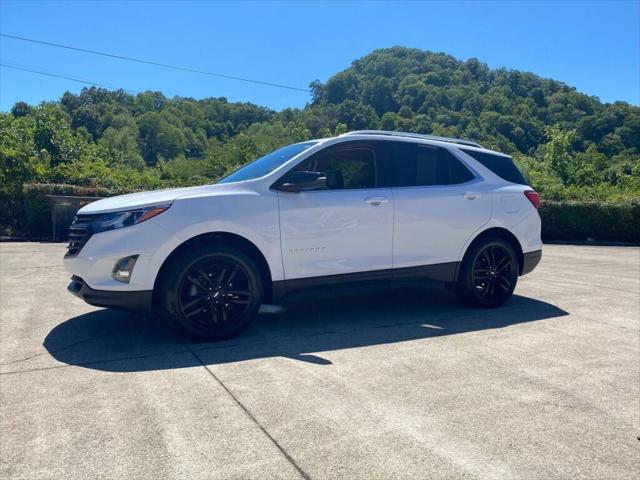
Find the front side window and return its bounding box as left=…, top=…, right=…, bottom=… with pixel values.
left=286, top=146, right=377, bottom=190
left=217, top=141, right=318, bottom=184
left=387, top=142, right=474, bottom=187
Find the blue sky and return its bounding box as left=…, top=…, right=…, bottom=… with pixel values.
left=0, top=0, right=638, bottom=111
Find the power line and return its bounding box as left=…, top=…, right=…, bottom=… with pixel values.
left=1, top=33, right=311, bottom=93
left=0, top=63, right=140, bottom=94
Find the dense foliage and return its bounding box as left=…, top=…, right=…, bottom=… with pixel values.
left=539, top=200, right=639, bottom=242
left=1, top=47, right=639, bottom=235
left=21, top=183, right=113, bottom=238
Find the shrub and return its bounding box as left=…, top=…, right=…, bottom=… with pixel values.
left=19, top=184, right=640, bottom=243
left=540, top=200, right=640, bottom=242
left=23, top=183, right=113, bottom=238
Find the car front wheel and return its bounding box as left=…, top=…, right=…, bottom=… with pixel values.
left=158, top=244, right=262, bottom=341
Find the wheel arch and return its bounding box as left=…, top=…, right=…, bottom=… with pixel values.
left=152, top=231, right=274, bottom=306
left=462, top=227, right=524, bottom=275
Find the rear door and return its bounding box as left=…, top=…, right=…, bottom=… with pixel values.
left=276, top=142, right=394, bottom=280
left=384, top=141, right=492, bottom=268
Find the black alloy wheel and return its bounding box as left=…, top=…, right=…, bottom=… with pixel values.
left=472, top=245, right=515, bottom=300
left=179, top=257, right=252, bottom=327
left=457, top=237, right=518, bottom=308
left=159, top=245, right=262, bottom=341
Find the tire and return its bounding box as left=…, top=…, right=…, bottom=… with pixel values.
left=456, top=236, right=518, bottom=308
left=157, top=244, right=263, bottom=341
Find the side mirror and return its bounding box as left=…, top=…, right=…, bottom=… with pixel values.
left=278, top=171, right=326, bottom=192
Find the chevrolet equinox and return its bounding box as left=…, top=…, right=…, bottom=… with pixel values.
left=65, top=130, right=542, bottom=340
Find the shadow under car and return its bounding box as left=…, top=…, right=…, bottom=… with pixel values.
left=44, top=285, right=569, bottom=372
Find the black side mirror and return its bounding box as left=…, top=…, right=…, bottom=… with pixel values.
left=278, top=171, right=326, bottom=192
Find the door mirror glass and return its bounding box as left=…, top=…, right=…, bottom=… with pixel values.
left=278, top=170, right=326, bottom=192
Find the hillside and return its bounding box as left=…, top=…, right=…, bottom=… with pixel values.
left=312, top=48, right=639, bottom=155
left=1, top=47, right=639, bottom=232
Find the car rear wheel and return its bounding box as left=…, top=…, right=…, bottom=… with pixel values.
left=158, top=244, right=262, bottom=341
left=457, top=237, right=518, bottom=308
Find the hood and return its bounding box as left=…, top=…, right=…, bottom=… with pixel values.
left=78, top=183, right=238, bottom=214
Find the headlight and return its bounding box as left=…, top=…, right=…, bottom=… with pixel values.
left=92, top=205, right=171, bottom=233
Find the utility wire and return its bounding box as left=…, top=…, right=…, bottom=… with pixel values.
left=1, top=33, right=311, bottom=93
left=0, top=63, right=140, bottom=94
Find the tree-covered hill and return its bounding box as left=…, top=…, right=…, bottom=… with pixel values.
left=312, top=47, right=639, bottom=157
left=1, top=47, right=639, bottom=233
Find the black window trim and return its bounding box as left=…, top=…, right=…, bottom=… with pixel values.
left=447, top=146, right=484, bottom=183
left=270, top=141, right=383, bottom=192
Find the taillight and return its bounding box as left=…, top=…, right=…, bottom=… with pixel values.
left=524, top=190, right=540, bottom=209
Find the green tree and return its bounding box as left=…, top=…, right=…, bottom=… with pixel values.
left=3, top=46, right=640, bottom=234
left=99, top=126, right=145, bottom=170
left=543, top=125, right=577, bottom=185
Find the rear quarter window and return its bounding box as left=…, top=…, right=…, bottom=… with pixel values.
left=460, top=149, right=528, bottom=185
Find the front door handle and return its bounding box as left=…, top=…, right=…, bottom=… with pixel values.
left=464, top=192, right=481, bottom=200
left=365, top=196, right=389, bottom=206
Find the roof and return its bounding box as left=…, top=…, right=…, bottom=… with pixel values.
left=339, top=130, right=483, bottom=148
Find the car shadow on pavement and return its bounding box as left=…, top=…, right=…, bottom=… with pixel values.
left=44, top=285, right=569, bottom=372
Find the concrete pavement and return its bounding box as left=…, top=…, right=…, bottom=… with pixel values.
left=0, top=243, right=638, bottom=479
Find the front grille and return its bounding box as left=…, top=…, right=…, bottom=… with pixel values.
left=66, top=214, right=99, bottom=257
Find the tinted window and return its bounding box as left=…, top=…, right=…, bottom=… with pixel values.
left=289, top=146, right=376, bottom=190
left=218, top=141, right=317, bottom=184
left=460, top=149, right=528, bottom=185
left=387, top=142, right=474, bottom=187
left=448, top=151, right=477, bottom=183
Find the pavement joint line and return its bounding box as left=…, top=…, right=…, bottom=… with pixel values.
left=0, top=331, right=116, bottom=366
left=0, top=348, right=189, bottom=376
left=563, top=312, right=637, bottom=332
left=182, top=341, right=312, bottom=480
left=540, top=279, right=639, bottom=294
left=0, top=351, right=49, bottom=366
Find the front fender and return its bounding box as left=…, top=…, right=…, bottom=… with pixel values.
left=152, top=193, right=284, bottom=282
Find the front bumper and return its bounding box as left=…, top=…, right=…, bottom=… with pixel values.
left=68, top=276, right=152, bottom=313
left=63, top=218, right=181, bottom=292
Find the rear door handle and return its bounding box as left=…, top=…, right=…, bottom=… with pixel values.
left=464, top=192, right=481, bottom=200
left=365, top=196, right=389, bottom=206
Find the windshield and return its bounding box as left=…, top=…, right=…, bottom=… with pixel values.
left=217, top=141, right=318, bottom=184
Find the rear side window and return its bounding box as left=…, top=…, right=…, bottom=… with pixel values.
left=460, top=149, right=528, bottom=185
left=385, top=142, right=474, bottom=187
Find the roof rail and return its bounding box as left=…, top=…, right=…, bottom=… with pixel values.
left=341, top=130, right=483, bottom=148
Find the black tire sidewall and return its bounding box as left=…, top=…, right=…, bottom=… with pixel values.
left=458, top=238, right=518, bottom=308
left=159, top=245, right=262, bottom=341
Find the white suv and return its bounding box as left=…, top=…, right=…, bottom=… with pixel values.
left=65, top=130, right=542, bottom=340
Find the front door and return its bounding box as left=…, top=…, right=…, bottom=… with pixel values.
left=276, top=143, right=393, bottom=280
